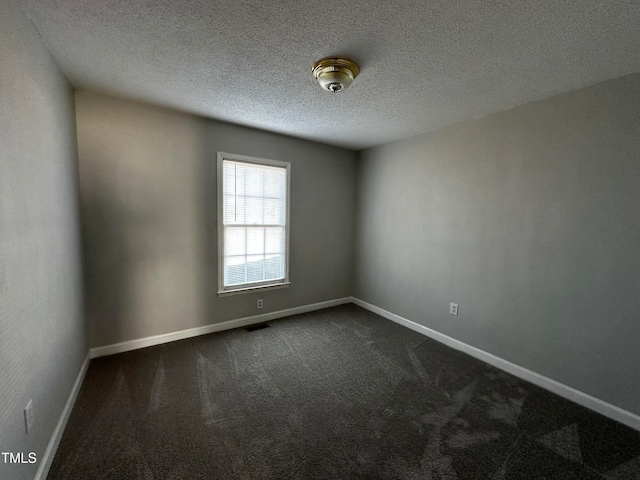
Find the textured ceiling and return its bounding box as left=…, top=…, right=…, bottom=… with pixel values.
left=26, top=0, right=640, bottom=150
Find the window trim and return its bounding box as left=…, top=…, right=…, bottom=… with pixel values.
left=216, top=152, right=291, bottom=296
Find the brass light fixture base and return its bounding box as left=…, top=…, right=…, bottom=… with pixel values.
left=312, top=58, right=360, bottom=93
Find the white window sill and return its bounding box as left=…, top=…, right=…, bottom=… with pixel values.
left=217, top=282, right=290, bottom=297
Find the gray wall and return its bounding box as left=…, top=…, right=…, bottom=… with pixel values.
left=355, top=73, right=640, bottom=416
left=0, top=1, right=87, bottom=479
left=76, top=91, right=357, bottom=348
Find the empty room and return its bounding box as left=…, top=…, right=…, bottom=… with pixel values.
left=1, top=0, right=639, bottom=479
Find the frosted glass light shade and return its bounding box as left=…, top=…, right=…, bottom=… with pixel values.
left=312, top=58, right=359, bottom=93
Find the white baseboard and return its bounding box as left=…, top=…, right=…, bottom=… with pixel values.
left=30, top=296, right=640, bottom=480
left=90, top=297, right=352, bottom=358
left=35, top=352, right=91, bottom=480
left=351, top=297, right=640, bottom=432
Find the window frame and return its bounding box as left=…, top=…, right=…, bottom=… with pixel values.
left=216, top=152, right=291, bottom=296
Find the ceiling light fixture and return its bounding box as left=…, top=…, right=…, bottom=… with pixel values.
left=312, top=58, right=359, bottom=93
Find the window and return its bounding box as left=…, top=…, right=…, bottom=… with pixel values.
left=217, top=153, right=290, bottom=295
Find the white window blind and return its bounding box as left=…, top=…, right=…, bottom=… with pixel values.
left=219, top=156, right=289, bottom=291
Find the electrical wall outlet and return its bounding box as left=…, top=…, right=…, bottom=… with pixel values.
left=257, top=299, right=264, bottom=309
left=449, top=303, right=459, bottom=316
left=24, top=400, right=34, bottom=434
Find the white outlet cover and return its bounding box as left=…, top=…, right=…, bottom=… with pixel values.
left=24, top=400, right=34, bottom=434
left=449, top=303, right=459, bottom=316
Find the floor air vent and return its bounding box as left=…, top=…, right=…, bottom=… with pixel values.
left=245, top=323, right=270, bottom=332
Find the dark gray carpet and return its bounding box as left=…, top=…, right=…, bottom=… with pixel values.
left=48, top=305, right=640, bottom=479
